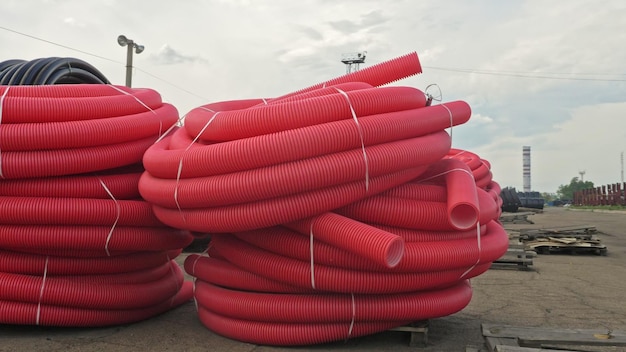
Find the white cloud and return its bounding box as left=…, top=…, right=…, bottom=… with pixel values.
left=149, top=45, right=207, bottom=66
left=63, top=17, right=84, bottom=27
left=470, top=113, right=493, bottom=125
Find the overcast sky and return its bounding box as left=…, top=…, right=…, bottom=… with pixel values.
left=2, top=0, right=626, bottom=193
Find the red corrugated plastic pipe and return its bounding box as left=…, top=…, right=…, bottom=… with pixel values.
left=0, top=225, right=191, bottom=252
left=2, top=136, right=161, bottom=179
left=141, top=131, right=451, bottom=209
left=142, top=101, right=470, bottom=180
left=183, top=86, right=427, bottom=142
left=0, top=281, right=193, bottom=327
left=232, top=220, right=507, bottom=273
left=336, top=187, right=498, bottom=232
left=1, top=104, right=177, bottom=151
left=276, top=52, right=422, bottom=99
left=194, top=279, right=470, bottom=324
left=0, top=83, right=193, bottom=329
left=150, top=167, right=430, bottom=233
left=0, top=170, right=143, bottom=198
left=185, top=255, right=312, bottom=294
left=206, top=235, right=490, bottom=294
left=0, top=85, right=163, bottom=123
left=0, top=197, right=163, bottom=226
left=417, top=158, right=480, bottom=230
left=163, top=51, right=507, bottom=346
left=285, top=212, right=404, bottom=269
left=0, top=262, right=184, bottom=309
left=196, top=307, right=406, bottom=346
left=192, top=280, right=469, bottom=346
left=0, top=249, right=183, bottom=276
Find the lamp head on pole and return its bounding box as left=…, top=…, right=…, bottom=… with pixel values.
left=117, top=34, right=144, bottom=88
left=117, top=35, right=129, bottom=47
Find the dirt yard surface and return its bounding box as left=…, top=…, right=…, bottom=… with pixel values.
left=2, top=207, right=626, bottom=351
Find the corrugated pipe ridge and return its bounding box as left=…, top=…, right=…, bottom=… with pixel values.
left=138, top=52, right=509, bottom=345
left=0, top=83, right=193, bottom=326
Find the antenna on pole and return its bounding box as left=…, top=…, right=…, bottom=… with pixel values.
left=341, top=51, right=367, bottom=74
left=621, top=152, right=624, bottom=184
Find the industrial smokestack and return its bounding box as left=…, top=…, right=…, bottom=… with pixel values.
left=523, top=146, right=531, bottom=192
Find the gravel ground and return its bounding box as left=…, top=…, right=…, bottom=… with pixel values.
left=2, top=207, right=625, bottom=351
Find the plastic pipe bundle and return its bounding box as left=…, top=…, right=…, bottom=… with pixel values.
left=0, top=57, right=110, bottom=85
left=0, top=84, right=193, bottom=326
left=139, top=52, right=509, bottom=345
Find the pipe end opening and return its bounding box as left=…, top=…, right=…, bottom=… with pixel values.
left=450, top=203, right=479, bottom=231
left=384, top=238, right=405, bottom=268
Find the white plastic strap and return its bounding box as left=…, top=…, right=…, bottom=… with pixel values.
left=191, top=244, right=211, bottom=276
left=0, top=86, right=10, bottom=179
left=347, top=293, right=356, bottom=340
left=153, top=119, right=177, bottom=143
left=441, top=103, right=454, bottom=141
left=173, top=160, right=186, bottom=222
left=309, top=222, right=316, bottom=290
left=190, top=245, right=212, bottom=312
left=460, top=222, right=482, bottom=279
left=192, top=277, right=199, bottom=312
left=166, top=254, right=180, bottom=306
left=174, top=110, right=220, bottom=220
left=35, top=256, right=49, bottom=325
left=154, top=113, right=185, bottom=144
left=448, top=149, right=466, bottom=159
left=98, top=178, right=121, bottom=257
left=418, top=167, right=475, bottom=184
left=334, top=88, right=370, bottom=192
left=261, top=98, right=268, bottom=105
left=108, top=84, right=156, bottom=115
left=108, top=84, right=180, bottom=143
left=166, top=253, right=177, bottom=279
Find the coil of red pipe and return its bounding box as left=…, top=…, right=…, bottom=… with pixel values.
left=138, top=52, right=509, bottom=345
left=0, top=84, right=193, bottom=326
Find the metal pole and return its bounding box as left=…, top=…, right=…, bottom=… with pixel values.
left=125, top=40, right=134, bottom=87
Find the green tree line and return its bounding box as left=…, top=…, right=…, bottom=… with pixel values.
left=556, top=177, right=594, bottom=201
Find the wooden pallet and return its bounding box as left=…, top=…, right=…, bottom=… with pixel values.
left=519, top=225, right=599, bottom=241
left=389, top=320, right=429, bottom=347
left=492, top=248, right=535, bottom=271
left=500, top=212, right=535, bottom=224
left=526, top=237, right=607, bottom=256
left=481, top=323, right=626, bottom=351
left=516, top=225, right=608, bottom=256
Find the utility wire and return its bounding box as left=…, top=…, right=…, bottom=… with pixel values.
left=0, top=25, right=209, bottom=101
left=134, top=67, right=209, bottom=102
left=3, top=24, right=625, bottom=86
left=0, top=25, right=122, bottom=64
left=423, top=65, right=626, bottom=82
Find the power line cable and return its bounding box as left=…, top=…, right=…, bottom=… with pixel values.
left=0, top=25, right=122, bottom=64
left=423, top=65, right=626, bottom=82
left=3, top=24, right=625, bottom=87
left=0, top=25, right=210, bottom=101
left=426, top=65, right=626, bottom=76
left=133, top=67, right=210, bottom=102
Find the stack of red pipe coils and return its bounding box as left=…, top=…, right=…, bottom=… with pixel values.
left=139, top=52, right=509, bottom=345
left=0, top=85, right=193, bottom=326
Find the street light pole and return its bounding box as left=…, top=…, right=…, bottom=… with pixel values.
left=125, top=41, right=134, bottom=87
left=117, top=35, right=144, bottom=87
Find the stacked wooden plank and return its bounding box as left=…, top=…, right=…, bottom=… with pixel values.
left=477, top=323, right=626, bottom=351
left=519, top=226, right=607, bottom=255
left=492, top=242, right=535, bottom=270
